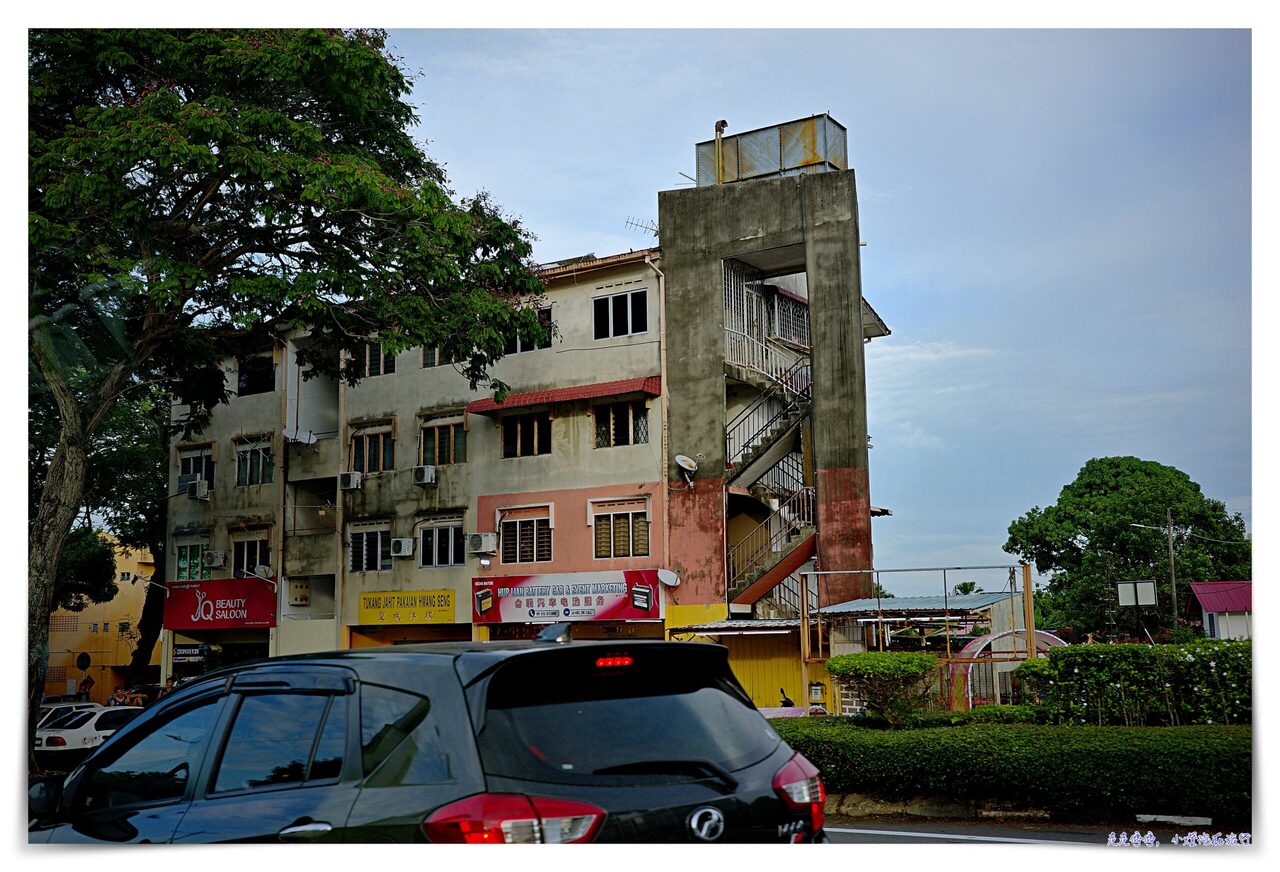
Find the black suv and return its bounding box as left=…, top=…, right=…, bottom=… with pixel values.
left=28, top=635, right=827, bottom=843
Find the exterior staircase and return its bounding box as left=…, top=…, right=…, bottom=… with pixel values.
left=725, top=359, right=811, bottom=489
left=726, top=487, right=816, bottom=602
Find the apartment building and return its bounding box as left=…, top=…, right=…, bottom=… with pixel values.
left=160, top=114, right=889, bottom=675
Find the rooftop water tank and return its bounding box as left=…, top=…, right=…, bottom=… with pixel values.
left=695, top=114, right=847, bottom=187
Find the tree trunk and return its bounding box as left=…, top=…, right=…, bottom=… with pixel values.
left=127, top=551, right=168, bottom=687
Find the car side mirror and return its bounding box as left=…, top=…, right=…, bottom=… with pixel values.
left=28, top=777, right=63, bottom=820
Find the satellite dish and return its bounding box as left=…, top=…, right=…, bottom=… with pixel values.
left=657, top=569, right=680, bottom=588
left=674, top=454, right=699, bottom=473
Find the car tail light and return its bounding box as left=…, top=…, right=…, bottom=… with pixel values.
left=45, top=736, right=66, bottom=747
left=423, top=793, right=606, bottom=844
left=772, top=753, right=825, bottom=836
left=595, top=655, right=633, bottom=668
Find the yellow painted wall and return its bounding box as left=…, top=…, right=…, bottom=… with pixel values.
left=721, top=633, right=835, bottom=711
left=45, top=540, right=162, bottom=702
left=665, top=603, right=729, bottom=643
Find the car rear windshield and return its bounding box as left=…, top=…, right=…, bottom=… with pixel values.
left=475, top=646, right=780, bottom=785
left=49, top=711, right=95, bottom=730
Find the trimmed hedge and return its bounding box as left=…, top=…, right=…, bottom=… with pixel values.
left=771, top=719, right=1251, bottom=823
left=1014, top=640, right=1251, bottom=726
left=905, top=704, right=1047, bottom=728
left=824, top=651, right=938, bottom=726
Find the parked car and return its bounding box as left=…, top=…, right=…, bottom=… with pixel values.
left=37, top=702, right=102, bottom=730
left=29, top=632, right=828, bottom=843
left=34, top=707, right=143, bottom=771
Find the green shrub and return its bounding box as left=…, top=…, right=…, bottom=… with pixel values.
left=905, top=704, right=1047, bottom=728
left=824, top=651, right=938, bottom=726
left=1013, top=641, right=1251, bottom=726
left=772, top=719, right=1251, bottom=823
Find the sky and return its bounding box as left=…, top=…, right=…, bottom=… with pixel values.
left=384, top=28, right=1252, bottom=593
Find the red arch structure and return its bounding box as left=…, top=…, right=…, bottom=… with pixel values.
left=947, top=629, right=1067, bottom=710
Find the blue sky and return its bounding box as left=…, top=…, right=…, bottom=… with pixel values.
left=385, top=29, right=1251, bottom=593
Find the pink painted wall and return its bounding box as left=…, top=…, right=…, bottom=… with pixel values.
left=475, top=482, right=666, bottom=578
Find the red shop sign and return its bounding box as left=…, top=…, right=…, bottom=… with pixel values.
left=472, top=569, right=663, bottom=624
left=163, top=578, right=277, bottom=631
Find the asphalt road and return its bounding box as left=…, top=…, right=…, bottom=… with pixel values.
left=823, top=816, right=1254, bottom=848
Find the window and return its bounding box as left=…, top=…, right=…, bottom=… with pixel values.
left=118, top=621, right=130, bottom=634
left=178, top=448, right=215, bottom=489
left=593, top=503, right=650, bottom=559
left=351, top=427, right=394, bottom=473
left=503, top=307, right=553, bottom=354
left=419, top=523, right=465, bottom=568
left=421, top=346, right=445, bottom=368
left=593, top=289, right=648, bottom=339
left=90, top=623, right=98, bottom=633
left=501, top=514, right=552, bottom=564
left=235, top=441, right=274, bottom=486
left=236, top=355, right=274, bottom=396
left=594, top=401, right=649, bottom=448
left=211, top=693, right=348, bottom=793
left=233, top=538, right=271, bottom=578
left=78, top=699, right=219, bottom=811
left=420, top=421, right=466, bottom=465
left=360, top=684, right=449, bottom=786
left=501, top=411, right=551, bottom=458
left=176, top=543, right=212, bottom=581
left=360, top=343, right=396, bottom=377
left=1207, top=613, right=1217, bottom=639
left=350, top=527, right=392, bottom=573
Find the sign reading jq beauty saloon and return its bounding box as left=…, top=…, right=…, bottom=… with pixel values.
left=163, top=578, right=277, bottom=630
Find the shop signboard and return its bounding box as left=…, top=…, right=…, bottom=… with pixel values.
left=358, top=589, right=455, bottom=625
left=472, top=570, right=664, bottom=624
left=163, top=578, right=278, bottom=631
left=172, top=643, right=210, bottom=664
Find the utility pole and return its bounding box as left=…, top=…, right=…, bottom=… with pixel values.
left=1166, top=508, right=1178, bottom=628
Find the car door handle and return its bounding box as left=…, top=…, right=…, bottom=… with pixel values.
left=278, top=821, right=333, bottom=841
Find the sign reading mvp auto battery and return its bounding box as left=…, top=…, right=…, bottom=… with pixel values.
left=472, top=570, right=663, bottom=623
left=358, top=589, right=455, bottom=625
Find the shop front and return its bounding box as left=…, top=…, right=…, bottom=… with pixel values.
left=162, top=577, right=277, bottom=680
left=347, top=588, right=471, bottom=648
left=472, top=569, right=667, bottom=641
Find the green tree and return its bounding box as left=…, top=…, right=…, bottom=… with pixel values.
left=53, top=528, right=118, bottom=612
left=1003, top=457, right=1250, bottom=636
left=952, top=581, right=984, bottom=596
left=29, top=28, right=548, bottom=761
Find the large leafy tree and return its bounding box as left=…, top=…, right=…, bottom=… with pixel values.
left=29, top=28, right=547, bottom=759
left=1004, top=457, right=1250, bottom=636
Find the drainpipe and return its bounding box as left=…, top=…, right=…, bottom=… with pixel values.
left=274, top=339, right=288, bottom=657
left=335, top=352, right=349, bottom=648
left=644, top=254, right=671, bottom=582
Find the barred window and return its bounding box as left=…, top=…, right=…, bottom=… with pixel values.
left=500, top=516, right=552, bottom=564
left=420, top=421, right=467, bottom=465
left=594, top=401, right=649, bottom=448
left=352, top=428, right=395, bottom=473
left=350, top=528, right=392, bottom=573
left=236, top=441, right=274, bottom=486
left=501, top=412, right=551, bottom=458
left=49, top=615, right=78, bottom=633
left=176, top=544, right=212, bottom=581
left=592, top=503, right=650, bottom=559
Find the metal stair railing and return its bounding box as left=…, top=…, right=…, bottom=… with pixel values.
left=759, top=451, right=805, bottom=500
left=763, top=572, right=819, bottom=616
left=725, top=359, right=812, bottom=465
left=727, top=486, right=816, bottom=591
left=725, top=328, right=802, bottom=383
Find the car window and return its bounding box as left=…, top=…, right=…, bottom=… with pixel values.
left=95, top=710, right=140, bottom=731
left=48, top=711, right=95, bottom=730
left=359, top=684, right=450, bottom=787
left=211, top=693, right=348, bottom=794
left=77, top=699, right=219, bottom=811
left=475, top=647, right=781, bottom=785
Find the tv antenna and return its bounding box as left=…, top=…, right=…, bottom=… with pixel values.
left=625, top=216, right=659, bottom=237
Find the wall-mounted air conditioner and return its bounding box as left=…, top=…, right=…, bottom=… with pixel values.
left=390, top=538, right=415, bottom=558
left=412, top=465, right=437, bottom=487
left=186, top=479, right=210, bottom=501
left=204, top=550, right=227, bottom=568
left=467, top=532, right=498, bottom=555
left=339, top=471, right=363, bottom=491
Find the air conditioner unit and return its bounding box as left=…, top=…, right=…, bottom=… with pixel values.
left=186, top=479, right=210, bottom=501
left=119, top=571, right=133, bottom=584
left=390, top=538, right=415, bottom=558
left=412, top=465, right=437, bottom=487
left=467, top=532, right=498, bottom=555
left=339, top=471, right=363, bottom=491
left=204, top=550, right=227, bottom=568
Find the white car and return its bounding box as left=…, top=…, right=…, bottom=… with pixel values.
left=34, top=706, right=142, bottom=767
left=36, top=701, right=102, bottom=729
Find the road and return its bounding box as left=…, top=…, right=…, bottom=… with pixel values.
left=823, top=816, right=1253, bottom=847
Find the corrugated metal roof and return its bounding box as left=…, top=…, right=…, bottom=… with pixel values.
left=467, top=376, right=661, bottom=415
left=820, top=592, right=1016, bottom=615
left=537, top=248, right=659, bottom=281
left=1189, top=581, right=1252, bottom=614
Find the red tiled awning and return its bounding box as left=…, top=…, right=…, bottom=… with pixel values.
left=1189, top=581, right=1251, bottom=614
left=466, top=375, right=661, bottom=415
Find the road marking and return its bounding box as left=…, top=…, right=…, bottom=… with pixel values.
left=824, top=826, right=1087, bottom=845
